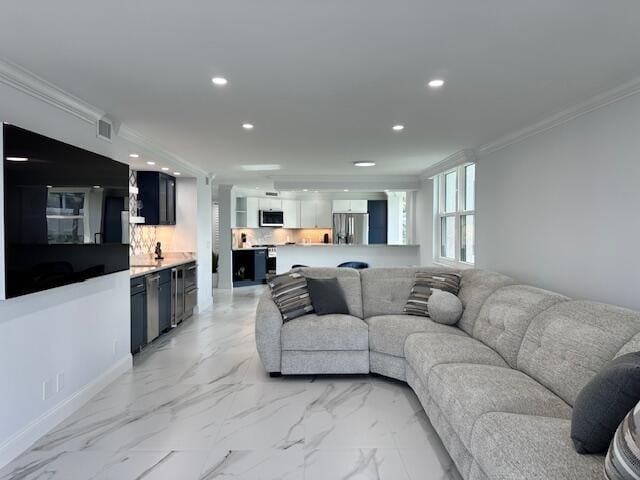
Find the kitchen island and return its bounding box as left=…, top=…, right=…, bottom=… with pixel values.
left=276, top=244, right=420, bottom=273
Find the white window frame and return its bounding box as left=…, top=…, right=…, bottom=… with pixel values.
left=434, top=163, right=475, bottom=267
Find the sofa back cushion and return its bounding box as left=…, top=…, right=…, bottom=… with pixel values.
left=517, top=300, right=640, bottom=406
left=473, top=285, right=569, bottom=367
left=295, top=267, right=364, bottom=318
left=361, top=267, right=458, bottom=318
left=457, top=270, right=516, bottom=335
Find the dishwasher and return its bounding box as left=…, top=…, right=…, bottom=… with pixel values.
left=146, top=274, right=161, bottom=342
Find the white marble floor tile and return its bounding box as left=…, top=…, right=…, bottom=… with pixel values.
left=399, top=448, right=462, bottom=480
left=305, top=448, right=411, bottom=480
left=199, top=447, right=305, bottom=480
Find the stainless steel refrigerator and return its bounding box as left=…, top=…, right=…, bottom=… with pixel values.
left=333, top=213, right=369, bottom=245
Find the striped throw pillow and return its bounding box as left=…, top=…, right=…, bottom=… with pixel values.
left=605, top=401, right=640, bottom=480
left=403, top=272, right=461, bottom=317
left=268, top=272, right=314, bottom=321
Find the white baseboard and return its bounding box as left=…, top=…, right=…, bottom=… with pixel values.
left=0, top=354, right=132, bottom=469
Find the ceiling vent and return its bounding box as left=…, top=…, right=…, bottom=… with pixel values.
left=97, top=117, right=113, bottom=142
left=265, top=191, right=279, bottom=197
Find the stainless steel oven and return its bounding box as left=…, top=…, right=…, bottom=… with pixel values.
left=259, top=210, right=284, bottom=227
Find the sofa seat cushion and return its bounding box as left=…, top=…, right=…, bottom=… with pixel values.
left=471, top=412, right=604, bottom=480
left=404, top=333, right=509, bottom=383
left=366, top=314, right=467, bottom=357
left=428, top=363, right=572, bottom=449
left=281, top=313, right=368, bottom=351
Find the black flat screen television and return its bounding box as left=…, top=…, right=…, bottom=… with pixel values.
left=3, top=123, right=130, bottom=299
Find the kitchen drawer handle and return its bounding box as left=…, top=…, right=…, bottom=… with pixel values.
left=148, top=275, right=161, bottom=281
left=132, top=284, right=145, bottom=291
left=187, top=266, right=197, bottom=271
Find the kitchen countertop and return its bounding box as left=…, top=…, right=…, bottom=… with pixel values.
left=130, top=253, right=197, bottom=278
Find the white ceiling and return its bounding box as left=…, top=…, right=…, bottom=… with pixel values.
left=2, top=0, right=640, bottom=185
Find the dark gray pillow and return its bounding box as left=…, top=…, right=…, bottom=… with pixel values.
left=571, top=351, right=640, bottom=454
left=306, top=277, right=349, bottom=315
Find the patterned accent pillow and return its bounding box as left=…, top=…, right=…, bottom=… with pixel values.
left=403, top=272, right=461, bottom=317
left=268, top=272, right=314, bottom=321
left=605, top=401, right=640, bottom=479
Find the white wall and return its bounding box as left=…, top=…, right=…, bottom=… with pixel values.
left=217, top=185, right=233, bottom=289
left=0, top=82, right=132, bottom=467
left=415, top=179, right=435, bottom=266
left=477, top=92, right=640, bottom=310
left=156, top=177, right=197, bottom=252
left=196, top=176, right=213, bottom=311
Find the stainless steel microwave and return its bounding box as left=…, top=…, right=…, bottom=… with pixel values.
left=260, top=210, right=284, bottom=227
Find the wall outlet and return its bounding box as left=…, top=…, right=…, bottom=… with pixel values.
left=42, top=379, right=53, bottom=400
left=56, top=372, right=64, bottom=393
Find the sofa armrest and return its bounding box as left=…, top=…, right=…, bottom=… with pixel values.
left=255, top=289, right=284, bottom=373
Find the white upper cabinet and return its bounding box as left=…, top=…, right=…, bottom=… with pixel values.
left=300, top=199, right=332, bottom=228
left=315, top=199, right=333, bottom=227
left=259, top=198, right=282, bottom=211
left=299, top=200, right=316, bottom=228
left=282, top=199, right=300, bottom=228
left=246, top=197, right=260, bottom=228
left=332, top=199, right=368, bottom=213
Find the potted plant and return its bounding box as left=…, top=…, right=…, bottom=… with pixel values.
left=212, top=251, right=219, bottom=288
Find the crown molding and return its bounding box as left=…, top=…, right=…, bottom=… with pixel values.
left=419, top=149, right=476, bottom=180
left=476, top=75, right=640, bottom=157
left=272, top=174, right=421, bottom=191
left=0, top=58, right=104, bottom=124
left=0, top=58, right=207, bottom=177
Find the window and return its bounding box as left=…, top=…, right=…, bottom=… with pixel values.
left=435, top=163, right=475, bottom=265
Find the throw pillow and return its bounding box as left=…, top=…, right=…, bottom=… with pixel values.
left=306, top=277, right=350, bottom=315
left=268, top=272, right=314, bottom=321
left=605, top=401, right=640, bottom=479
left=428, top=290, right=463, bottom=325
left=571, top=351, right=640, bottom=454
left=403, top=272, right=462, bottom=317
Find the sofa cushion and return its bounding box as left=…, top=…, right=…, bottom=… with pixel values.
left=428, top=363, right=572, bottom=449
left=360, top=267, right=459, bottom=318
left=457, top=270, right=516, bottom=335
left=296, top=267, right=363, bottom=318
left=404, top=333, right=508, bottom=383
left=366, top=314, right=466, bottom=358
left=605, top=401, right=640, bottom=480
left=517, top=300, right=640, bottom=406
left=571, top=351, right=640, bottom=454
left=403, top=271, right=462, bottom=317
left=267, top=271, right=314, bottom=321
left=472, top=285, right=568, bottom=367
left=471, top=413, right=604, bottom=480
left=306, top=277, right=349, bottom=315
left=428, top=290, right=464, bottom=325
left=281, top=313, right=368, bottom=351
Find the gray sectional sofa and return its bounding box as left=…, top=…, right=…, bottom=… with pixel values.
left=255, top=266, right=640, bottom=479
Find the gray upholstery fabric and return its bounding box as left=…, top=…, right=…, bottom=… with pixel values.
left=471, top=412, right=604, bottom=480
left=295, top=267, right=364, bottom=318
left=404, top=333, right=508, bottom=382
left=406, top=364, right=474, bottom=478
left=366, top=314, right=467, bottom=357
left=472, top=285, right=569, bottom=367
left=428, top=290, right=464, bottom=325
left=281, top=350, right=369, bottom=374
left=457, top=269, right=516, bottom=335
left=518, top=300, right=640, bottom=406
left=616, top=332, right=640, bottom=358
left=361, top=267, right=459, bottom=318
left=467, top=463, right=490, bottom=480
left=428, top=363, right=572, bottom=449
left=369, top=351, right=406, bottom=381
left=281, top=313, right=368, bottom=351
left=255, top=290, right=284, bottom=372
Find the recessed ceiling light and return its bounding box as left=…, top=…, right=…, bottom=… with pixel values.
left=392, top=125, right=404, bottom=132
left=242, top=123, right=254, bottom=130
left=146, top=161, right=156, bottom=166
left=255, top=187, right=260, bottom=190
left=303, top=189, right=308, bottom=192
left=6, top=156, right=28, bottom=162
left=173, top=172, right=181, bottom=176
left=343, top=189, right=350, bottom=192
left=161, top=167, right=170, bottom=171
left=241, top=164, right=281, bottom=171
left=428, top=79, right=445, bottom=88
left=129, top=153, right=139, bottom=158
left=354, top=161, right=376, bottom=167
left=211, top=76, right=228, bottom=86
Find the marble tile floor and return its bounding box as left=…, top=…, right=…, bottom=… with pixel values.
left=0, top=285, right=462, bottom=480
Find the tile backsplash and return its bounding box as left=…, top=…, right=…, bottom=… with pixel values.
left=232, top=227, right=332, bottom=248
left=129, top=170, right=158, bottom=256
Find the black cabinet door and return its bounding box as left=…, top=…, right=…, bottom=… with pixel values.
left=158, top=174, right=168, bottom=224
left=254, top=249, right=267, bottom=281
left=137, top=172, right=177, bottom=226
left=367, top=200, right=388, bottom=244
left=159, top=281, right=171, bottom=332
left=130, top=292, right=147, bottom=354
left=166, top=177, right=176, bottom=225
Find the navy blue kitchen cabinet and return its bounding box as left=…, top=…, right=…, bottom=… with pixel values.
left=368, top=200, right=388, bottom=244
left=137, top=171, right=176, bottom=225
left=130, top=277, right=147, bottom=354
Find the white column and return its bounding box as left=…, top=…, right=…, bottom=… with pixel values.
left=217, top=185, right=233, bottom=289
left=196, top=175, right=213, bottom=311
